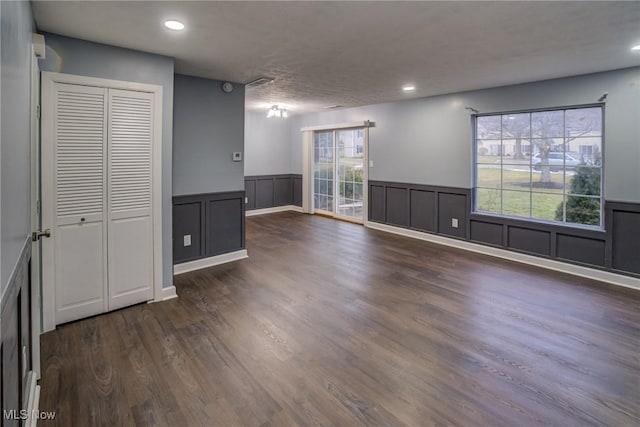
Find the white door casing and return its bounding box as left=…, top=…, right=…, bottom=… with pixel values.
left=41, top=72, right=163, bottom=331
left=29, top=42, right=42, bottom=379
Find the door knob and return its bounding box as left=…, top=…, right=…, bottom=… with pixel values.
left=32, top=229, right=51, bottom=241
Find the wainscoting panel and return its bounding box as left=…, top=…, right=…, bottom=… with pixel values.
left=172, top=202, right=202, bottom=262
left=556, top=234, right=606, bottom=267
left=609, top=202, right=640, bottom=275
left=207, top=198, right=244, bottom=256
left=245, top=180, right=256, bottom=210
left=369, top=184, right=386, bottom=222
left=438, top=193, right=467, bottom=238
left=274, top=177, right=293, bottom=206
left=507, top=226, right=551, bottom=256
left=293, top=176, right=303, bottom=207
left=369, top=180, right=639, bottom=278
left=410, top=189, right=436, bottom=232
left=173, top=191, right=245, bottom=264
left=1, top=241, right=32, bottom=425
left=245, top=174, right=303, bottom=211
left=470, top=220, right=503, bottom=247
left=255, top=179, right=274, bottom=210
left=385, top=186, right=409, bottom=227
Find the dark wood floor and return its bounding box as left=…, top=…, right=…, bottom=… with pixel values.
left=39, top=212, right=640, bottom=426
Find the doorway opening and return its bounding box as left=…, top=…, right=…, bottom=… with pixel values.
left=313, top=128, right=366, bottom=223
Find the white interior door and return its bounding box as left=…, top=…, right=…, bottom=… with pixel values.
left=107, top=89, right=154, bottom=310
left=43, top=83, right=109, bottom=325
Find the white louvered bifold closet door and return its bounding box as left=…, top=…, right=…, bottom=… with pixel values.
left=107, top=89, right=154, bottom=310
left=52, top=83, right=109, bottom=324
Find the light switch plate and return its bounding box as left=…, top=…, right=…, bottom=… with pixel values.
left=232, top=152, right=242, bottom=161
left=183, top=234, right=192, bottom=247
left=245, top=197, right=248, bottom=204
left=451, top=218, right=459, bottom=228
left=369, top=160, right=374, bottom=168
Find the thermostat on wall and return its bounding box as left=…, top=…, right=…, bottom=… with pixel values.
left=232, top=152, right=242, bottom=161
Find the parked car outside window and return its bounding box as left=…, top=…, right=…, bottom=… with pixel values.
left=532, top=152, right=581, bottom=171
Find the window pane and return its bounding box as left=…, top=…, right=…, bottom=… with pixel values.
left=531, top=153, right=565, bottom=192
left=501, top=138, right=531, bottom=162
left=353, top=183, right=363, bottom=201
left=477, top=165, right=502, bottom=189
left=567, top=167, right=601, bottom=196
left=532, top=192, right=564, bottom=222
left=532, top=110, right=564, bottom=138
left=502, top=165, right=531, bottom=191
left=566, top=107, right=602, bottom=138
left=565, top=196, right=601, bottom=227
left=327, top=196, right=334, bottom=212
left=502, top=190, right=531, bottom=218
left=476, top=139, right=502, bottom=163
left=316, top=195, right=327, bottom=210
left=344, top=182, right=353, bottom=198
left=477, top=115, right=501, bottom=139
left=570, top=136, right=602, bottom=166
left=319, top=179, right=327, bottom=194
left=502, top=113, right=530, bottom=140
left=338, top=199, right=354, bottom=217
left=476, top=188, right=501, bottom=214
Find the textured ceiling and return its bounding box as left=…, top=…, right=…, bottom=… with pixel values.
left=33, top=1, right=640, bottom=115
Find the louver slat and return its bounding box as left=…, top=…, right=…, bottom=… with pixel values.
left=109, top=93, right=153, bottom=213
left=55, top=88, right=105, bottom=218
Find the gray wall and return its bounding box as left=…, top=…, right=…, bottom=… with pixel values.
left=1, top=1, right=35, bottom=422
left=289, top=67, right=640, bottom=203
left=1, top=0, right=33, bottom=294
left=244, top=110, right=291, bottom=176
left=173, top=74, right=245, bottom=195
left=39, top=33, right=176, bottom=287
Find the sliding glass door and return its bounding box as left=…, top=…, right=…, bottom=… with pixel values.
left=313, top=131, right=334, bottom=213
left=313, top=128, right=365, bottom=222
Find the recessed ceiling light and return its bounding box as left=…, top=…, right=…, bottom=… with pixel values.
left=632, top=43, right=640, bottom=51
left=402, top=84, right=416, bottom=92
left=164, top=20, right=185, bottom=31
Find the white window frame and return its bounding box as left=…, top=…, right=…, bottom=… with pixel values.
left=473, top=104, right=604, bottom=229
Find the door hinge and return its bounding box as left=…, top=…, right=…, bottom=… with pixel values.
left=36, top=104, right=41, bottom=120
left=36, top=200, right=41, bottom=215
left=32, top=229, right=50, bottom=242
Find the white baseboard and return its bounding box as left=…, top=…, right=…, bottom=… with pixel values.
left=365, top=221, right=640, bottom=292
left=173, top=249, right=249, bottom=275
left=246, top=205, right=303, bottom=216
left=25, top=371, right=39, bottom=427
left=160, top=285, right=178, bottom=301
